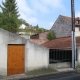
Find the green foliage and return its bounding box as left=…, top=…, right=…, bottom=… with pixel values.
left=47, top=31, right=55, bottom=40
left=0, top=0, right=20, bottom=33
left=35, top=24, right=39, bottom=28
left=19, top=19, right=29, bottom=26
left=36, top=28, right=45, bottom=33
left=34, top=24, right=39, bottom=29
left=26, top=68, right=56, bottom=75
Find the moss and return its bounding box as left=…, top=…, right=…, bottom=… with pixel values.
left=76, top=64, right=80, bottom=69
left=26, top=68, right=57, bottom=75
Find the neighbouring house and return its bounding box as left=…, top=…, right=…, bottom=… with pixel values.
left=30, top=32, right=49, bottom=44
left=30, top=32, right=48, bottom=40
left=42, top=37, right=80, bottom=69
left=18, top=25, right=37, bottom=35
left=0, top=28, right=49, bottom=76
left=19, top=24, right=26, bottom=29
left=51, top=15, right=80, bottom=38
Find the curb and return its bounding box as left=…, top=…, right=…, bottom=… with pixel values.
left=23, top=70, right=77, bottom=79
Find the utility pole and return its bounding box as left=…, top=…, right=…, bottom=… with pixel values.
left=71, top=0, right=76, bottom=69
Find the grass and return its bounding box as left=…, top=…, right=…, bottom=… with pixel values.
left=26, top=68, right=57, bottom=75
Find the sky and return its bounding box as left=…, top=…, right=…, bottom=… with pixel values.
left=0, top=0, right=80, bottom=30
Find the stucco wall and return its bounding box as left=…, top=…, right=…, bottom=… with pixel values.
left=25, top=40, right=49, bottom=71
left=77, top=47, right=80, bottom=64
left=75, top=27, right=80, bottom=37
left=75, top=32, right=80, bottom=37
left=0, top=28, right=26, bottom=76
left=20, top=35, right=30, bottom=39
left=75, top=27, right=79, bottom=32
left=0, top=28, right=49, bottom=75
left=49, top=62, right=71, bottom=69
left=51, top=15, right=72, bottom=38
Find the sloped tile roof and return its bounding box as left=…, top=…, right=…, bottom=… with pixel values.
left=42, top=37, right=80, bottom=50
left=61, top=15, right=80, bottom=23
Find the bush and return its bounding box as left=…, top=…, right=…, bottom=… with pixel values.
left=47, top=31, right=56, bottom=40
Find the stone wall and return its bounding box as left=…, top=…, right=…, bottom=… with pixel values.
left=51, top=15, right=72, bottom=38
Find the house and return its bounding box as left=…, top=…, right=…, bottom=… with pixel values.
left=51, top=15, right=80, bottom=38
left=42, top=37, right=80, bottom=68
left=0, top=28, right=49, bottom=76
left=18, top=25, right=37, bottom=35
left=19, top=24, right=26, bottom=29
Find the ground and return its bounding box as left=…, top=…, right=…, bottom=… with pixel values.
left=20, top=72, right=80, bottom=80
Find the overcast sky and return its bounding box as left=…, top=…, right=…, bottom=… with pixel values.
left=0, top=0, right=80, bottom=29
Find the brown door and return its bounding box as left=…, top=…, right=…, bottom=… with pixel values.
left=7, top=44, right=25, bottom=76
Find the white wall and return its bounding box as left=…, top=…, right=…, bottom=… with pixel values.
left=0, top=28, right=49, bottom=75
left=75, top=27, right=80, bottom=37
left=20, top=35, right=30, bottom=39
left=25, top=40, right=49, bottom=71
left=75, top=27, right=79, bottom=32
left=49, top=62, right=71, bottom=69
left=77, top=47, right=80, bottom=64
left=19, top=24, right=26, bottom=29
left=0, top=28, right=26, bottom=76
left=75, top=32, right=80, bottom=37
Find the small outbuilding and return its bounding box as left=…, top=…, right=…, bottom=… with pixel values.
left=0, top=28, right=49, bottom=76
left=42, top=37, right=80, bottom=68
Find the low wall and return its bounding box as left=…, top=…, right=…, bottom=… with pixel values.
left=49, top=62, right=71, bottom=69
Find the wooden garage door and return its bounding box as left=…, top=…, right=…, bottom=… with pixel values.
left=7, top=44, right=25, bottom=76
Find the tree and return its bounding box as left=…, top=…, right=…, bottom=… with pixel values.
left=0, top=0, right=20, bottom=33
left=36, top=24, right=39, bottom=28
left=19, top=19, right=29, bottom=26
left=47, top=31, right=55, bottom=40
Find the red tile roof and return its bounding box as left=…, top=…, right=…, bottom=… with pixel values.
left=61, top=15, right=80, bottom=23
left=42, top=37, right=80, bottom=50
left=30, top=39, right=49, bottom=45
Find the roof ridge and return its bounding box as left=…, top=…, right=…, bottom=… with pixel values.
left=60, top=15, right=71, bottom=22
